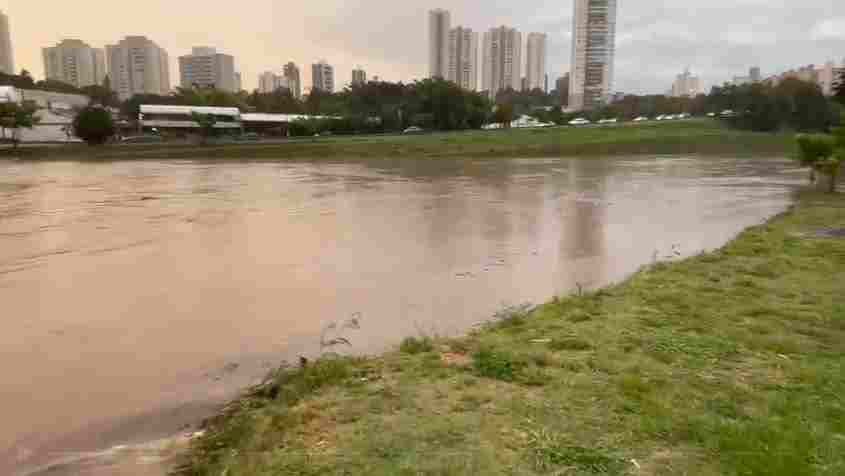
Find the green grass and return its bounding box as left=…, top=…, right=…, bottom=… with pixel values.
left=178, top=190, right=845, bottom=476
left=5, top=120, right=793, bottom=161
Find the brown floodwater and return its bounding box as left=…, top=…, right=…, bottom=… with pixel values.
left=0, top=156, right=804, bottom=475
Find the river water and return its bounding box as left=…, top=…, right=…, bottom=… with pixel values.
left=0, top=156, right=803, bottom=475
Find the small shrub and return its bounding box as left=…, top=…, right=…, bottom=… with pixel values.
left=568, top=309, right=594, bottom=323
left=472, top=347, right=523, bottom=381
left=400, top=336, right=434, bottom=355
left=73, top=106, right=116, bottom=145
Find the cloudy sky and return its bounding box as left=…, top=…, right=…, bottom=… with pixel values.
left=3, top=0, right=844, bottom=94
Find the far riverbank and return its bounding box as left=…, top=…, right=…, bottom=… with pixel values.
left=2, top=120, right=793, bottom=161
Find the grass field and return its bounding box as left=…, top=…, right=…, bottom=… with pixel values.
left=178, top=190, right=845, bottom=476
left=4, top=120, right=794, bottom=161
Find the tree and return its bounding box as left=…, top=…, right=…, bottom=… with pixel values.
left=0, top=102, right=40, bottom=148
left=73, top=106, right=115, bottom=145
left=493, top=103, right=515, bottom=128
left=795, top=132, right=843, bottom=192
left=191, top=112, right=217, bottom=144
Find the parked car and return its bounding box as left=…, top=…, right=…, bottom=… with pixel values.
left=568, top=118, right=591, bottom=126
left=403, top=126, right=424, bottom=134
left=121, top=135, right=164, bottom=144
left=707, top=112, right=716, bottom=117
left=720, top=109, right=736, bottom=117
left=633, top=116, right=649, bottom=122
left=598, top=118, right=618, bottom=124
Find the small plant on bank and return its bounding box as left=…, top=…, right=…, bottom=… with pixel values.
left=399, top=336, right=434, bottom=355
left=472, top=346, right=523, bottom=381
left=795, top=132, right=843, bottom=192
left=73, top=106, right=115, bottom=145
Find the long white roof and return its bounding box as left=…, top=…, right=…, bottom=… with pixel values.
left=140, top=105, right=241, bottom=116
left=241, top=113, right=327, bottom=123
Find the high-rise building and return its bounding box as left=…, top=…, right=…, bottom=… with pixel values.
left=733, top=66, right=763, bottom=86
left=178, top=47, right=236, bottom=92
left=0, top=10, right=13, bottom=74
left=671, top=68, right=701, bottom=97
left=482, top=26, right=522, bottom=98
left=816, top=61, right=845, bottom=96
left=42, top=39, right=106, bottom=88
left=556, top=73, right=570, bottom=107
left=312, top=60, right=334, bottom=93
left=234, top=72, right=242, bottom=92
left=283, top=62, right=301, bottom=99
left=447, top=26, right=478, bottom=91
left=106, top=36, right=170, bottom=100
left=258, top=71, right=289, bottom=94
left=525, top=33, right=547, bottom=92
left=428, top=9, right=450, bottom=79
left=352, top=68, right=367, bottom=85
left=569, top=0, right=618, bottom=110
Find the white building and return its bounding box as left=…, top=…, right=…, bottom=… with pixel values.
left=42, top=39, right=106, bottom=88
left=428, top=9, right=451, bottom=79
left=258, top=71, right=291, bottom=94
left=178, top=47, right=237, bottom=92
left=234, top=72, right=242, bottom=92
left=816, top=61, right=845, bottom=96
left=525, top=33, right=547, bottom=92
left=0, top=10, right=13, bottom=74
left=569, top=0, right=618, bottom=110
left=106, top=36, right=170, bottom=100
left=671, top=68, right=701, bottom=97
left=352, top=68, right=367, bottom=85
left=447, top=26, right=478, bottom=91
left=283, top=62, right=302, bottom=99
left=311, top=60, right=334, bottom=93
left=482, top=26, right=522, bottom=98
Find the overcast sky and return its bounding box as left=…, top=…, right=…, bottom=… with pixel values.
left=3, top=0, right=844, bottom=94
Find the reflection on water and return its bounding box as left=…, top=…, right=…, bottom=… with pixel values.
left=0, top=156, right=802, bottom=474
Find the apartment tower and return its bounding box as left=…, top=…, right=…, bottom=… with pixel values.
left=351, top=68, right=367, bottom=85
left=525, top=33, right=547, bottom=92
left=428, top=9, right=451, bottom=79
left=671, top=68, right=701, bottom=98
left=43, top=39, right=106, bottom=88
left=106, top=36, right=170, bottom=100
left=0, top=10, right=13, bottom=74
left=283, top=62, right=302, bottom=98
left=311, top=60, right=334, bottom=93
left=482, top=26, right=522, bottom=98
left=178, top=47, right=236, bottom=92
left=447, top=26, right=478, bottom=91
left=569, top=0, right=618, bottom=110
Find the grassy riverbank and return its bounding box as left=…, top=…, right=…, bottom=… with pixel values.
left=5, top=120, right=792, bottom=161
left=180, top=190, right=845, bottom=476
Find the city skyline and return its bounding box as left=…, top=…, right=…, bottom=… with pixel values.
left=3, top=2, right=845, bottom=95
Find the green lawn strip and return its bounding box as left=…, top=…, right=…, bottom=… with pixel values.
left=178, top=190, right=845, bottom=476
left=5, top=121, right=792, bottom=161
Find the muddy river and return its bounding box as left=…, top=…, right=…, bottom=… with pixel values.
left=0, top=156, right=803, bottom=475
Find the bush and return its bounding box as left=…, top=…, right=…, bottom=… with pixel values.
left=399, top=336, right=434, bottom=355
left=73, top=107, right=115, bottom=145
left=472, top=347, right=523, bottom=381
